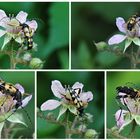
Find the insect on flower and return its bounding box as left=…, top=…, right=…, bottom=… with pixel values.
left=108, top=14, right=140, bottom=52
left=0, top=78, right=32, bottom=123
left=125, top=14, right=140, bottom=31
left=116, top=85, right=140, bottom=120
left=41, top=80, right=93, bottom=118
left=61, top=86, right=86, bottom=116
left=0, top=10, right=38, bottom=50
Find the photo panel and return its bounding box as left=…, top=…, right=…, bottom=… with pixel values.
left=0, top=2, right=69, bottom=69
left=107, top=71, right=140, bottom=138
left=71, top=2, right=140, bottom=69
left=37, top=71, right=104, bottom=138
left=0, top=71, right=35, bottom=138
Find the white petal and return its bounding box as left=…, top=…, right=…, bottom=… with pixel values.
left=108, top=34, right=126, bottom=45
left=14, top=84, right=25, bottom=94
left=72, top=82, right=83, bottom=90
left=20, top=95, right=32, bottom=108
left=16, top=11, right=28, bottom=24
left=0, top=17, right=10, bottom=28
left=80, top=91, right=93, bottom=102
left=41, top=99, right=61, bottom=111
left=0, top=30, right=6, bottom=37
left=51, top=80, right=65, bottom=98
left=115, top=109, right=127, bottom=128
left=116, top=17, right=126, bottom=33
left=26, top=20, right=38, bottom=31
left=0, top=9, right=7, bottom=20
left=118, top=92, right=128, bottom=106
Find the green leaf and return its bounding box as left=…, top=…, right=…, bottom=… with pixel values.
left=134, top=114, right=140, bottom=126
left=45, top=3, right=69, bottom=56
left=119, top=113, right=133, bottom=132
left=68, top=105, right=77, bottom=115
left=95, top=51, right=120, bottom=67
left=78, top=41, right=93, bottom=68
left=124, top=38, right=132, bottom=53
left=15, top=36, right=23, bottom=44
left=0, top=122, right=4, bottom=138
left=57, top=104, right=67, bottom=120
left=58, top=50, right=69, bottom=69
left=1, top=35, right=12, bottom=50
left=133, top=37, right=140, bottom=46
left=7, top=112, right=27, bottom=127
left=0, top=112, right=12, bottom=123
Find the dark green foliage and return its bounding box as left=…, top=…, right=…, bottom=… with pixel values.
left=0, top=2, right=69, bottom=69
left=107, top=72, right=140, bottom=138
left=71, top=2, right=140, bottom=69
left=0, top=71, right=34, bottom=138
left=37, top=71, right=104, bottom=138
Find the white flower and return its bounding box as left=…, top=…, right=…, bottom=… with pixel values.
left=115, top=109, right=129, bottom=131
left=0, top=83, right=32, bottom=123
left=41, top=80, right=93, bottom=118
left=115, top=90, right=140, bottom=131
left=108, top=17, right=140, bottom=52
left=118, top=92, right=140, bottom=115
left=0, top=81, right=32, bottom=138
left=0, top=10, right=38, bottom=50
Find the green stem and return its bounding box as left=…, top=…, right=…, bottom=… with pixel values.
left=107, top=128, right=127, bottom=139
left=10, top=45, right=16, bottom=69
left=135, top=46, right=140, bottom=68
left=130, top=45, right=137, bottom=69
left=129, top=120, right=137, bottom=138
left=65, top=111, right=70, bottom=138
left=69, top=116, right=78, bottom=138
left=37, top=111, right=65, bottom=126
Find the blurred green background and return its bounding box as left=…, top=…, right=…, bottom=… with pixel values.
left=37, top=71, right=104, bottom=138
left=0, top=2, right=69, bottom=69
left=71, top=2, right=140, bottom=69
left=0, top=71, right=34, bottom=138
left=107, top=71, right=140, bottom=138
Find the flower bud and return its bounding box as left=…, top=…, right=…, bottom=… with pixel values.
left=29, top=58, right=44, bottom=69
left=22, top=53, right=32, bottom=61
left=84, top=129, right=98, bottom=139
left=94, top=41, right=107, bottom=51
left=78, top=124, right=87, bottom=132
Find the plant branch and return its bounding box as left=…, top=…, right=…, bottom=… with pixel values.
left=9, top=45, right=16, bottom=69
left=65, top=111, right=71, bottom=138
left=107, top=128, right=127, bottom=139
left=37, top=111, right=65, bottom=126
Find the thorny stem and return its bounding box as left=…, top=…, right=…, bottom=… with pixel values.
left=10, top=43, right=16, bottom=69
left=71, top=116, right=78, bottom=129
left=3, top=123, right=10, bottom=138
left=16, top=46, right=25, bottom=58
left=107, top=128, right=127, bottom=139
left=69, top=116, right=78, bottom=138
left=38, top=111, right=87, bottom=138
left=37, top=111, right=65, bottom=126
left=104, top=47, right=131, bottom=60
left=65, top=111, right=71, bottom=139
left=104, top=46, right=140, bottom=69
left=130, top=45, right=137, bottom=69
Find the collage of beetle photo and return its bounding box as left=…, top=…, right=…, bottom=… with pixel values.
left=0, top=1, right=140, bottom=139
